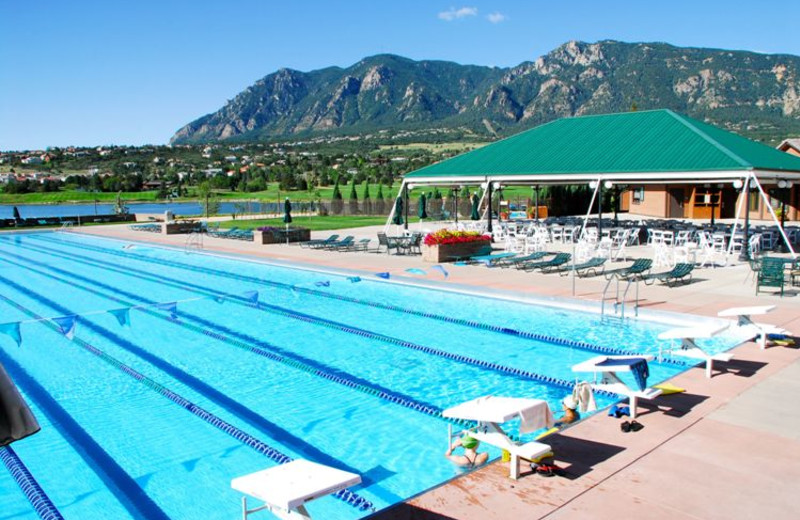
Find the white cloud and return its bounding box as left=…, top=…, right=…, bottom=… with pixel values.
left=438, top=7, right=478, bottom=21
left=487, top=12, right=507, bottom=24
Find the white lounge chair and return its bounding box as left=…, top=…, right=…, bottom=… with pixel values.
left=572, top=355, right=662, bottom=419
left=657, top=324, right=732, bottom=378
left=231, top=459, right=362, bottom=520
left=443, top=395, right=554, bottom=480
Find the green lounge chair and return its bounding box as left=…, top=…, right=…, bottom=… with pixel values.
left=306, top=234, right=340, bottom=249
left=558, top=257, right=607, bottom=277
left=470, top=252, right=518, bottom=267
left=524, top=252, right=572, bottom=273
left=756, top=257, right=786, bottom=296
left=505, top=251, right=549, bottom=269
left=643, top=263, right=695, bottom=287
left=326, top=236, right=355, bottom=250
left=604, top=258, right=653, bottom=281
left=351, top=238, right=372, bottom=252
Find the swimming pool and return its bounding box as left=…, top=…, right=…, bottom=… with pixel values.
left=0, top=232, right=744, bottom=519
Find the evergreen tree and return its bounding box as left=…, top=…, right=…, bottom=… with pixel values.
left=362, top=181, right=372, bottom=215
left=348, top=177, right=359, bottom=214
left=331, top=177, right=344, bottom=214
left=375, top=182, right=386, bottom=214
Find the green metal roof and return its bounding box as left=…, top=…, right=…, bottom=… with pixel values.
left=405, top=110, right=800, bottom=180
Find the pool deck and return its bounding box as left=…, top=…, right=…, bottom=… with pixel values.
left=68, top=223, right=800, bottom=520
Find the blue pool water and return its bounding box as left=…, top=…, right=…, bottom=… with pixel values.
left=0, top=232, right=745, bottom=519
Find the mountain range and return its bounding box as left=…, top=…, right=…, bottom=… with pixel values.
left=171, top=40, right=800, bottom=145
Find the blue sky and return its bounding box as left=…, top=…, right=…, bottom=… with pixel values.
left=2, top=0, right=798, bottom=151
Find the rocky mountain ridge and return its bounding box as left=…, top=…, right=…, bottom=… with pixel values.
left=171, top=40, right=800, bottom=144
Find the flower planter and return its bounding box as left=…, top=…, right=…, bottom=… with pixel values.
left=254, top=228, right=311, bottom=244
left=422, top=241, right=491, bottom=262
left=163, top=222, right=202, bottom=235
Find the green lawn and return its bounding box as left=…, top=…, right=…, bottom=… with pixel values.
left=217, top=215, right=421, bottom=231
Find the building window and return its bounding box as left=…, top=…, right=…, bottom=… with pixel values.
left=632, top=187, right=644, bottom=204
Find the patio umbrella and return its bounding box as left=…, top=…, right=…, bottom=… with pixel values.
left=283, top=197, right=292, bottom=224
left=12, top=206, right=21, bottom=221
left=392, top=197, right=404, bottom=225
left=418, top=193, right=428, bottom=220
left=283, top=197, right=292, bottom=244
left=470, top=193, right=480, bottom=220
left=1, top=362, right=40, bottom=447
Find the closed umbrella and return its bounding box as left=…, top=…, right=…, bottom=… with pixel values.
left=392, top=197, right=404, bottom=225
left=283, top=197, right=292, bottom=244
left=470, top=193, right=480, bottom=220
left=1, top=362, right=40, bottom=447
left=418, top=193, right=428, bottom=220
left=12, top=206, right=21, bottom=221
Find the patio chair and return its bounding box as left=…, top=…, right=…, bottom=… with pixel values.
left=756, top=257, right=786, bottom=296
left=604, top=258, right=653, bottom=281
left=558, top=257, right=607, bottom=277
left=643, top=263, right=694, bottom=287
left=351, top=238, right=372, bottom=252
left=523, top=252, right=571, bottom=273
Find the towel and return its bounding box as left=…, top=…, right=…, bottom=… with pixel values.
left=572, top=382, right=597, bottom=413
left=518, top=403, right=555, bottom=434
left=597, top=357, right=649, bottom=391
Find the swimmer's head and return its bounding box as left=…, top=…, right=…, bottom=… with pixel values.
left=461, top=436, right=479, bottom=450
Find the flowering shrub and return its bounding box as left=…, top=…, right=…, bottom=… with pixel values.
left=423, top=229, right=491, bottom=246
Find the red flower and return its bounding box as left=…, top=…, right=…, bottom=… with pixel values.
left=424, top=229, right=491, bottom=246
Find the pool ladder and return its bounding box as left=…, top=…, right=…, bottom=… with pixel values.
left=601, top=276, right=640, bottom=319
left=185, top=232, right=203, bottom=253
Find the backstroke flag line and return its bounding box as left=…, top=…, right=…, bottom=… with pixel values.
left=108, top=308, right=130, bottom=327
left=0, top=323, right=21, bottom=347
left=52, top=316, right=77, bottom=340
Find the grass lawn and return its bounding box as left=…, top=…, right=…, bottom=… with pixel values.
left=217, top=215, right=422, bottom=231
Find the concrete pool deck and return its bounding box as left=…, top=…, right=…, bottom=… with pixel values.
left=68, top=223, right=800, bottom=520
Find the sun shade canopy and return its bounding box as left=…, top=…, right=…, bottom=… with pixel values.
left=404, top=110, right=800, bottom=185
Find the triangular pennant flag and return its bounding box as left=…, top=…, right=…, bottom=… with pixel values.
left=108, top=308, right=130, bottom=327
left=405, top=268, right=427, bottom=276
left=0, top=322, right=22, bottom=347
left=314, top=281, right=330, bottom=287
left=430, top=265, right=449, bottom=278
left=53, top=315, right=78, bottom=340
left=376, top=272, right=390, bottom=279
left=213, top=295, right=225, bottom=304
left=242, top=290, right=259, bottom=305
left=156, top=302, right=178, bottom=319
left=347, top=276, right=362, bottom=283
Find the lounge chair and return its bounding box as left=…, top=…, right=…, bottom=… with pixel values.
left=324, top=236, right=355, bottom=250
left=302, top=234, right=339, bottom=249
left=643, top=262, right=694, bottom=286
left=604, top=258, right=652, bottom=281
left=350, top=238, right=372, bottom=252
left=523, top=252, right=571, bottom=273
left=470, top=252, right=518, bottom=267
left=503, top=251, right=549, bottom=269
left=558, top=257, right=607, bottom=277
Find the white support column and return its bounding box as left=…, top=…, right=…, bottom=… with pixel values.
left=384, top=179, right=407, bottom=233
left=751, top=176, right=797, bottom=258
left=580, top=178, right=602, bottom=241
left=727, top=178, right=747, bottom=256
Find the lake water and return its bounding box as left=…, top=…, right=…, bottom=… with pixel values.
left=0, top=201, right=283, bottom=219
